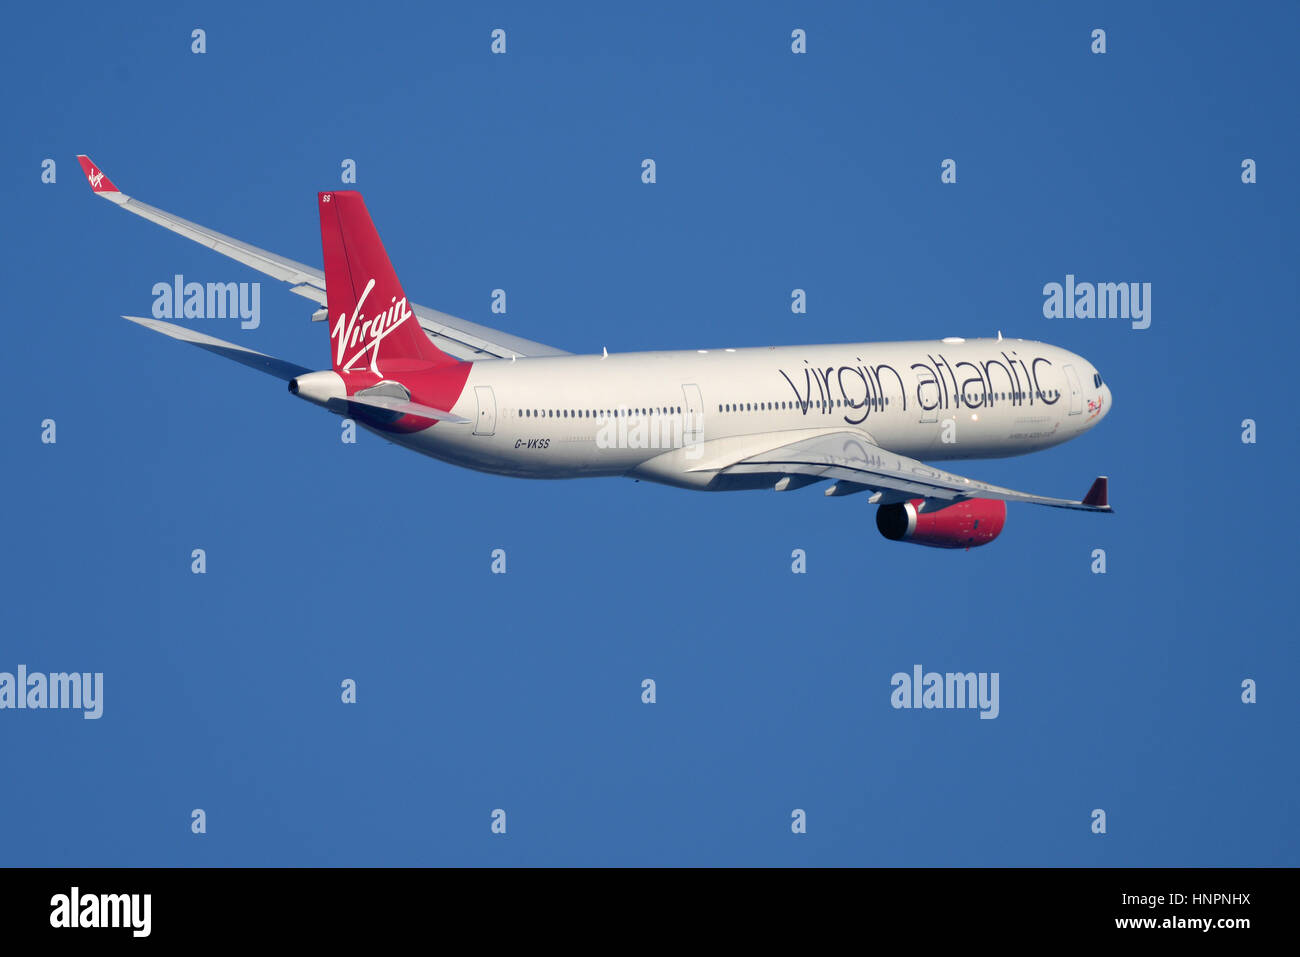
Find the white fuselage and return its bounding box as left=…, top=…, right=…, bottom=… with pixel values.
left=372, top=337, right=1110, bottom=491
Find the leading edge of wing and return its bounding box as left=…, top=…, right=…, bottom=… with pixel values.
left=733, top=431, right=1113, bottom=512
left=78, top=156, right=327, bottom=293
left=79, top=155, right=569, bottom=360
left=122, top=315, right=311, bottom=381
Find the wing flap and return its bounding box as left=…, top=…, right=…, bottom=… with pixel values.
left=732, top=432, right=1112, bottom=512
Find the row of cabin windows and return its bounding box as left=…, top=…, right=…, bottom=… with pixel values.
left=510, top=389, right=1064, bottom=420
left=941, top=390, right=1060, bottom=403
left=717, top=399, right=890, bottom=412
left=715, top=390, right=1060, bottom=413
left=516, top=407, right=683, bottom=418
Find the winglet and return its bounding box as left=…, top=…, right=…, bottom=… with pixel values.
left=1082, top=476, right=1109, bottom=509
left=76, top=155, right=119, bottom=194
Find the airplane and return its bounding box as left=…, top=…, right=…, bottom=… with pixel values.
left=77, top=155, right=1112, bottom=549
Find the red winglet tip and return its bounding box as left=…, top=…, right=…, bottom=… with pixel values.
left=76, top=155, right=118, bottom=193
left=1082, top=476, right=1109, bottom=508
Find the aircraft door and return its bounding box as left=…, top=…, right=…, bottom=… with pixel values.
left=682, top=383, right=704, bottom=444
left=473, top=385, right=497, bottom=435
left=1062, top=364, right=1083, bottom=415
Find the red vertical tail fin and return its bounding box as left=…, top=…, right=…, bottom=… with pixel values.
left=317, top=191, right=456, bottom=374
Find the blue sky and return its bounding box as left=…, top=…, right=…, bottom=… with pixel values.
left=2, top=1, right=1296, bottom=865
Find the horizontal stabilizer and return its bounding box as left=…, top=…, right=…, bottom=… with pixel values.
left=326, top=392, right=469, bottom=424
left=122, top=316, right=311, bottom=381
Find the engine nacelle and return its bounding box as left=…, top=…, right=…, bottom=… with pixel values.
left=288, top=370, right=346, bottom=407
left=875, top=497, right=1007, bottom=549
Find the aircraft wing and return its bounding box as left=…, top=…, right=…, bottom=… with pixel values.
left=721, top=431, right=1111, bottom=511
left=78, top=156, right=569, bottom=362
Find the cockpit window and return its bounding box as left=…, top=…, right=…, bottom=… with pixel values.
left=1093, top=372, right=1103, bottom=387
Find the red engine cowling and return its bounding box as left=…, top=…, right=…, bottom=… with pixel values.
left=875, top=497, right=1007, bottom=549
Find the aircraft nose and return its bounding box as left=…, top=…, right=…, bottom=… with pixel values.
left=1099, top=383, right=1111, bottom=420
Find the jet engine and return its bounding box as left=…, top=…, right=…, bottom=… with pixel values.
left=875, top=498, right=1007, bottom=549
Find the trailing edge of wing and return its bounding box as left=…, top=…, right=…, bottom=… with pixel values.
left=729, top=431, right=1113, bottom=512
left=123, top=316, right=312, bottom=381
left=79, top=155, right=569, bottom=361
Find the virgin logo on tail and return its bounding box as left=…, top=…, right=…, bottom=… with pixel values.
left=331, top=277, right=413, bottom=373
left=88, top=168, right=105, bottom=189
